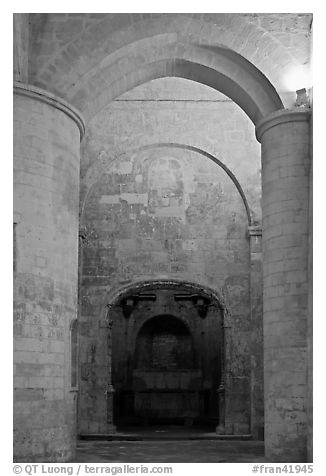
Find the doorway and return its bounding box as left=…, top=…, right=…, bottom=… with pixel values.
left=110, top=283, right=223, bottom=432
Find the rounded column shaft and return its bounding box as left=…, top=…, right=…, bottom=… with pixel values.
left=13, top=83, right=85, bottom=462
left=256, top=109, right=311, bottom=462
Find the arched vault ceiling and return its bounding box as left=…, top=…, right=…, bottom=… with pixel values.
left=29, top=13, right=311, bottom=121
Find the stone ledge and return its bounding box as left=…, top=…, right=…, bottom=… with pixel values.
left=78, top=432, right=253, bottom=441
left=13, top=81, right=86, bottom=140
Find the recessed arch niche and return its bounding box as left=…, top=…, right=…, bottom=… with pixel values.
left=108, top=280, right=224, bottom=428
left=135, top=314, right=195, bottom=371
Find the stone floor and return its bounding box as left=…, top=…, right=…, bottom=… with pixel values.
left=74, top=427, right=266, bottom=463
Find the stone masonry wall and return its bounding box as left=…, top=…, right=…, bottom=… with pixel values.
left=79, top=286, right=223, bottom=431
left=78, top=78, right=263, bottom=436
left=259, top=111, right=311, bottom=461
left=13, top=13, right=313, bottom=462
left=13, top=91, right=81, bottom=462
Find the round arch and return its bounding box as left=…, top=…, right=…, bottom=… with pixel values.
left=104, top=277, right=227, bottom=432
left=134, top=313, right=195, bottom=371
left=80, top=142, right=254, bottom=226
left=75, top=43, right=284, bottom=124
left=104, top=277, right=227, bottom=314
left=31, top=13, right=304, bottom=120
left=136, top=312, right=193, bottom=336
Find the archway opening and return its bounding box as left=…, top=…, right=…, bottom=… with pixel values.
left=77, top=76, right=259, bottom=438
left=132, top=315, right=198, bottom=426
left=109, top=282, right=224, bottom=433
left=135, top=315, right=195, bottom=370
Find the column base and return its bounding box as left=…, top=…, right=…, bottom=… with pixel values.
left=106, top=384, right=116, bottom=433
left=107, top=424, right=117, bottom=434
left=216, top=424, right=225, bottom=435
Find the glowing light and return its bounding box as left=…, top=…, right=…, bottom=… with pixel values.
left=283, top=64, right=312, bottom=92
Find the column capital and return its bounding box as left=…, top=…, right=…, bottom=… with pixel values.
left=248, top=225, right=262, bottom=237
left=255, top=108, right=311, bottom=143
left=13, top=81, right=86, bottom=140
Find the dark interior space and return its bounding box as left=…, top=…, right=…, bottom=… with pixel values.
left=111, top=287, right=222, bottom=431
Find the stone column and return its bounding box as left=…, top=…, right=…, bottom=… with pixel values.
left=222, top=315, right=233, bottom=435
left=248, top=225, right=264, bottom=440
left=13, top=83, right=85, bottom=462
left=306, top=118, right=313, bottom=462
left=256, top=109, right=311, bottom=462
left=216, top=317, right=226, bottom=434
left=105, top=305, right=116, bottom=433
